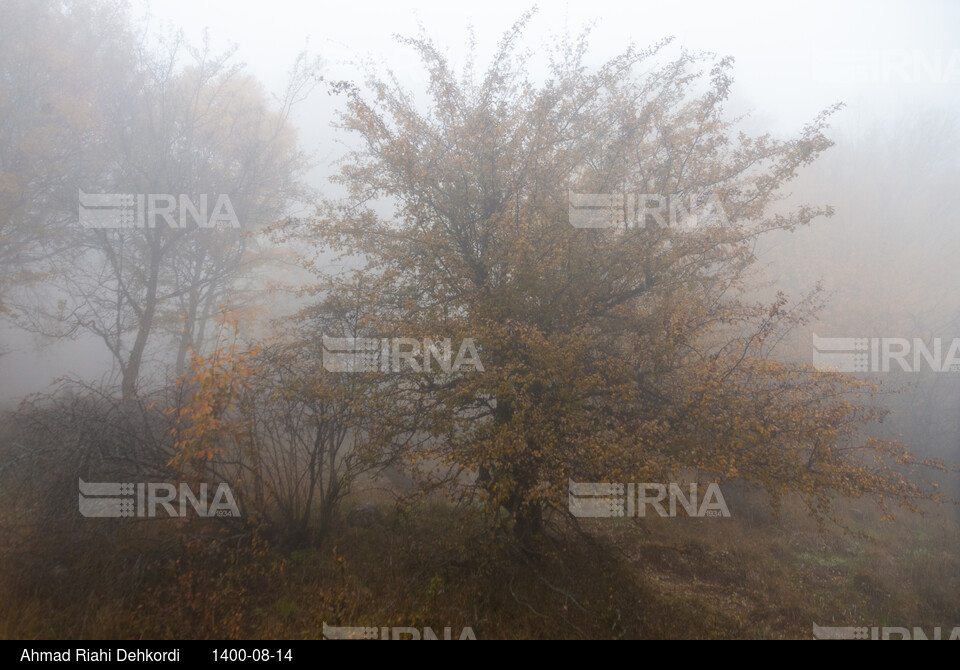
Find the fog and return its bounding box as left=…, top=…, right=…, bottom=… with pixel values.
left=1, top=0, right=958, bottom=642
left=6, top=0, right=960, bottom=402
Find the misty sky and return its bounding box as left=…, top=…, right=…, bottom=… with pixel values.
left=134, top=0, right=960, bottom=131
left=2, top=0, right=959, bottom=403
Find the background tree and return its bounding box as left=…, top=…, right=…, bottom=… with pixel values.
left=0, top=0, right=133, bottom=322
left=10, top=25, right=316, bottom=402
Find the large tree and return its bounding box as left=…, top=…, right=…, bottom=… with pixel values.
left=306, top=16, right=944, bottom=541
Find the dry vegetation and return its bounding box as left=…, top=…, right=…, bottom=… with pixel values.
left=1, top=477, right=957, bottom=639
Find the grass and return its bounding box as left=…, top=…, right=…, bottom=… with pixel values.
left=0, top=491, right=957, bottom=639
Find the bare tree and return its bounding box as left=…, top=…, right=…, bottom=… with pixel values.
left=11, top=31, right=316, bottom=403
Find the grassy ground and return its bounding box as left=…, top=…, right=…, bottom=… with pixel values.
left=0, top=492, right=957, bottom=639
